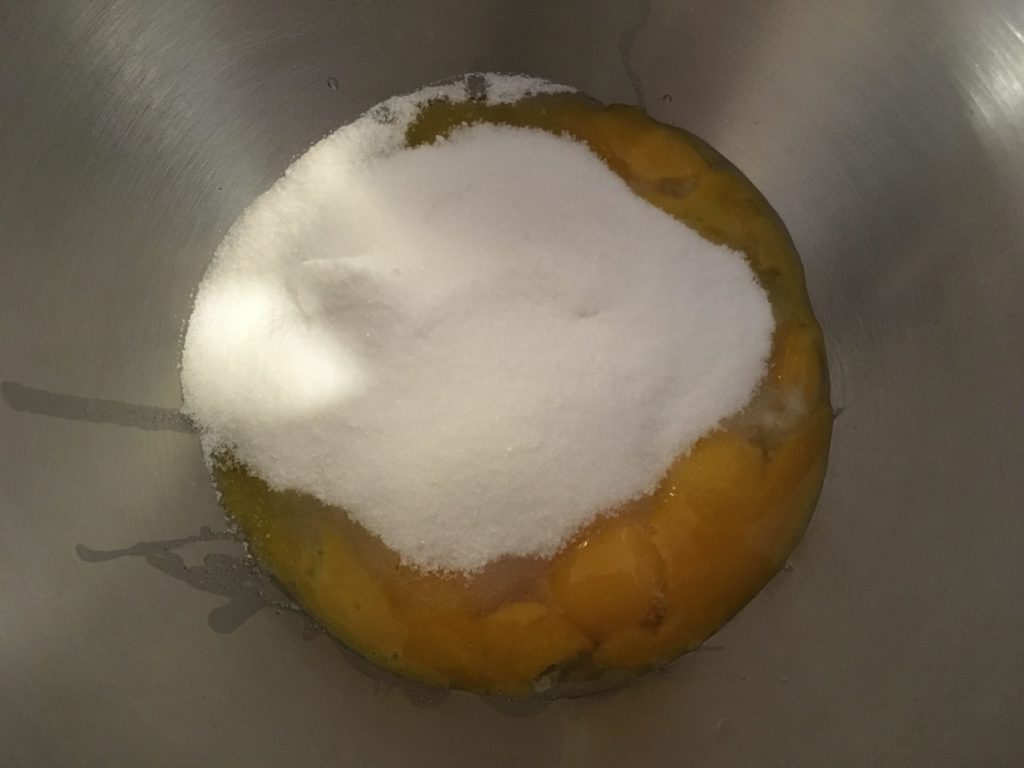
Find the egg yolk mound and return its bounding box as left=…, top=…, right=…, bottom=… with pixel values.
left=214, top=92, right=831, bottom=697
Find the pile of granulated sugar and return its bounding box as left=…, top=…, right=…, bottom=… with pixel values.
left=181, top=74, right=774, bottom=573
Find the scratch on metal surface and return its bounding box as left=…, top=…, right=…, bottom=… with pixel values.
left=1, top=380, right=195, bottom=433
left=618, top=0, right=652, bottom=107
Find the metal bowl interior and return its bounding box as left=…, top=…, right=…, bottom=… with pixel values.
left=2, top=1, right=1023, bottom=765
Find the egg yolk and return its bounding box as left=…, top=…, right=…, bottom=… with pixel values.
left=214, top=92, right=832, bottom=697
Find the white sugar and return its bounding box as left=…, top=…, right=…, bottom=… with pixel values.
left=181, top=74, right=774, bottom=573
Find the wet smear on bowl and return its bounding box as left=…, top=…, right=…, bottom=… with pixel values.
left=1, top=381, right=195, bottom=433
left=75, top=526, right=307, bottom=634
left=73, top=524, right=459, bottom=708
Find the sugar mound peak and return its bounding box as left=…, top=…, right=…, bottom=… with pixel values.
left=181, top=75, right=774, bottom=572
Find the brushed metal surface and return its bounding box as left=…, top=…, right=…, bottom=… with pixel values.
left=2, top=1, right=1023, bottom=765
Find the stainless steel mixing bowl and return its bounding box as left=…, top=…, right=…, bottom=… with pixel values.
left=3, top=1, right=1023, bottom=765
